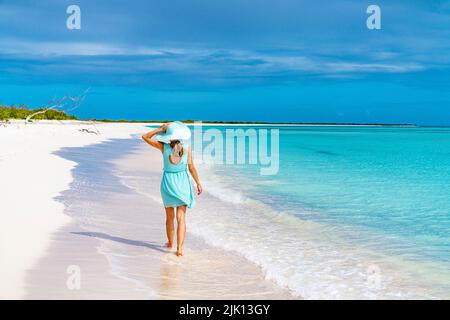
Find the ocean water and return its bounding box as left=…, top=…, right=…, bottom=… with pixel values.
left=187, top=126, right=450, bottom=299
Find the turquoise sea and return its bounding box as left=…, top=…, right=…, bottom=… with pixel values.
left=188, top=126, right=450, bottom=299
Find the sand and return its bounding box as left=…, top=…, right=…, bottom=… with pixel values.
left=0, top=120, right=149, bottom=299
left=0, top=120, right=294, bottom=299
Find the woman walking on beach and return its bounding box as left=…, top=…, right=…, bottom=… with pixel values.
left=142, top=122, right=202, bottom=256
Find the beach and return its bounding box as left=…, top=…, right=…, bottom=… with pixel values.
left=1, top=121, right=449, bottom=300
left=0, top=121, right=147, bottom=298
left=2, top=0, right=450, bottom=304
left=0, top=120, right=294, bottom=299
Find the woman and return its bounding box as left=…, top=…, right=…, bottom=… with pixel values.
left=142, top=122, right=202, bottom=256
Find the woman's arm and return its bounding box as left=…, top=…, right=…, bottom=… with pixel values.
left=188, top=146, right=202, bottom=195
left=141, top=123, right=168, bottom=153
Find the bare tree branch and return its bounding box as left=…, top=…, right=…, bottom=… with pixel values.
left=78, top=128, right=99, bottom=135
left=25, top=88, right=90, bottom=123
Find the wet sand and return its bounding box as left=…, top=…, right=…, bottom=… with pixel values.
left=24, top=136, right=295, bottom=299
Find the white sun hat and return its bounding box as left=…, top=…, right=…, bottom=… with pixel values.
left=155, top=121, right=191, bottom=144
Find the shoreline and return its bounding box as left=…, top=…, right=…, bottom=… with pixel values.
left=3, top=121, right=447, bottom=299
left=23, top=135, right=295, bottom=299
left=3, top=119, right=420, bottom=127
left=0, top=121, right=149, bottom=299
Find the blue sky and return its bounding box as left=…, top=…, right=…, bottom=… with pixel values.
left=0, top=0, right=449, bottom=124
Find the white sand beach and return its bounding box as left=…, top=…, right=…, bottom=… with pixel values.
left=0, top=120, right=150, bottom=298
left=0, top=120, right=294, bottom=299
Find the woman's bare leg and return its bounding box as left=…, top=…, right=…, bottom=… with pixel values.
left=176, top=205, right=187, bottom=256
left=165, top=207, right=175, bottom=248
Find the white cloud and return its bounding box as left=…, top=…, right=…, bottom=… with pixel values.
left=0, top=38, right=176, bottom=57
left=0, top=38, right=426, bottom=80
left=249, top=53, right=425, bottom=74
left=324, top=62, right=424, bottom=73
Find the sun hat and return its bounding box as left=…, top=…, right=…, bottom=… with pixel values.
left=155, top=121, right=191, bottom=144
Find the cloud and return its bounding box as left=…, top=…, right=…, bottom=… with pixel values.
left=0, top=39, right=428, bottom=90
left=1, top=0, right=447, bottom=88
left=0, top=38, right=179, bottom=57
left=323, top=62, right=424, bottom=73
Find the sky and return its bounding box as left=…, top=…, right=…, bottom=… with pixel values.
left=0, top=0, right=449, bottom=124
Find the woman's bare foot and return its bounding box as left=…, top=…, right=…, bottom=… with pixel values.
left=176, top=247, right=183, bottom=256
left=165, top=241, right=173, bottom=248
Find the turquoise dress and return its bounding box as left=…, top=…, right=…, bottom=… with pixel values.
left=160, top=143, right=195, bottom=208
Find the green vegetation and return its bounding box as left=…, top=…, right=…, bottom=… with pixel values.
left=88, top=119, right=416, bottom=126
left=0, top=105, right=77, bottom=121
left=0, top=105, right=417, bottom=126
left=88, top=119, right=287, bottom=124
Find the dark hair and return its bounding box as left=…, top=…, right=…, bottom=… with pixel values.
left=169, top=140, right=184, bottom=157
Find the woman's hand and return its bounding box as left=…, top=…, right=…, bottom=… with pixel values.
left=160, top=123, right=169, bottom=132
left=197, top=184, right=203, bottom=195
left=142, top=125, right=166, bottom=153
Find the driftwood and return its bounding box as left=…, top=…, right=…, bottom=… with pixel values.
left=11, top=89, right=103, bottom=136
left=78, top=128, right=99, bottom=135
left=25, top=88, right=90, bottom=123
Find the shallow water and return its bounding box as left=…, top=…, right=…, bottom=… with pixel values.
left=46, top=126, right=449, bottom=299
left=186, top=126, right=450, bottom=299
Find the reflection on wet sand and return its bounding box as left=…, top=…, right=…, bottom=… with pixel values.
left=159, top=256, right=184, bottom=299
left=25, top=137, right=295, bottom=299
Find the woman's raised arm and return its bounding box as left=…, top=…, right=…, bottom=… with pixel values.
left=142, top=123, right=168, bottom=153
